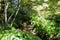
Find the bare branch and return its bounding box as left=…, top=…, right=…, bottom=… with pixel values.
left=8, top=13, right=14, bottom=22
left=10, top=5, right=20, bottom=27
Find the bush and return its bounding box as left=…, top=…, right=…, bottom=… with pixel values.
left=30, top=13, right=60, bottom=40
left=0, top=29, right=42, bottom=40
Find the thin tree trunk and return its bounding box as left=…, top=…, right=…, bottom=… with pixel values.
left=4, top=0, right=9, bottom=29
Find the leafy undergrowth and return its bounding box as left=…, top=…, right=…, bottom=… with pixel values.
left=0, top=29, right=42, bottom=40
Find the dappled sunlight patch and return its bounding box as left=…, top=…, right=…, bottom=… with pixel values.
left=31, top=0, right=36, bottom=2
left=44, top=0, right=48, bottom=2
left=57, top=1, right=60, bottom=5
left=42, top=3, right=49, bottom=8
left=32, top=5, right=43, bottom=11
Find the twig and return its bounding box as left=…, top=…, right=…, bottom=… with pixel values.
left=8, top=13, right=14, bottom=22
left=10, top=5, right=20, bottom=27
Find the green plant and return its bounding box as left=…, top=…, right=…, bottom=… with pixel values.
left=0, top=30, right=42, bottom=40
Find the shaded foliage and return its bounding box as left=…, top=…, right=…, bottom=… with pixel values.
left=0, top=0, right=60, bottom=40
